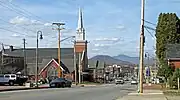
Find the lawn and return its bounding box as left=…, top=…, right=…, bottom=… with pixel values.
left=163, top=90, right=180, bottom=96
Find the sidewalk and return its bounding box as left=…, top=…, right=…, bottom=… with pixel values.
left=117, top=89, right=167, bottom=100
left=0, top=84, right=49, bottom=92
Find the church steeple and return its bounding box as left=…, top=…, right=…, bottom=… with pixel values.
left=77, top=7, right=85, bottom=40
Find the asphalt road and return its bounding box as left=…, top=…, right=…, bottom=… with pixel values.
left=0, top=84, right=137, bottom=100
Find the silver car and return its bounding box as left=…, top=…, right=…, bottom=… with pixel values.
left=115, top=77, right=124, bottom=84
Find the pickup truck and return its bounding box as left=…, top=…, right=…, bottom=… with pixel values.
left=0, top=74, right=28, bottom=86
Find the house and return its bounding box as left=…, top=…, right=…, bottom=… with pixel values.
left=167, top=58, right=180, bottom=69
left=0, top=53, right=24, bottom=74
left=1, top=47, right=75, bottom=79
left=166, top=44, right=180, bottom=69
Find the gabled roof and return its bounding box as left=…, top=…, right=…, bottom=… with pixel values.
left=3, top=48, right=75, bottom=73
left=39, top=58, right=70, bottom=75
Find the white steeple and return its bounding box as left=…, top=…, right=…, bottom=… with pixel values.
left=77, top=7, right=85, bottom=40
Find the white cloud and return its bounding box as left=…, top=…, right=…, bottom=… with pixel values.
left=94, top=43, right=112, bottom=47
left=95, top=37, right=120, bottom=41
left=116, top=25, right=125, bottom=30
left=44, top=23, right=52, bottom=26
left=12, top=33, right=19, bottom=37
left=9, top=16, right=42, bottom=25
left=92, top=48, right=100, bottom=51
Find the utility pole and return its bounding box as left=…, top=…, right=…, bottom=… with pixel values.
left=1, top=43, right=4, bottom=74
left=78, top=53, right=81, bottom=84
left=74, top=41, right=77, bottom=85
left=139, top=0, right=145, bottom=93
left=23, top=39, right=27, bottom=76
left=1, top=51, right=3, bottom=74
left=52, top=22, right=65, bottom=78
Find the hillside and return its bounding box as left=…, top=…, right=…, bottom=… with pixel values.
left=89, top=55, right=133, bottom=65
left=113, top=54, right=155, bottom=65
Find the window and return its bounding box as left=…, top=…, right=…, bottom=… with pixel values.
left=11, top=75, right=16, bottom=78
left=5, top=75, right=10, bottom=78
left=0, top=75, right=4, bottom=78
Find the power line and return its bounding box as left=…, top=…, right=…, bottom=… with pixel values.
left=0, top=42, right=21, bottom=49
left=0, top=27, right=34, bottom=38
left=143, top=20, right=156, bottom=26
left=0, top=1, right=32, bottom=18
left=0, top=17, right=36, bottom=33
left=0, top=1, right=50, bottom=24
left=8, top=1, right=51, bottom=23
left=145, top=26, right=155, bottom=39
left=144, top=25, right=156, bottom=31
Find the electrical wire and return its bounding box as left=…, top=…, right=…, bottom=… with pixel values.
left=0, top=18, right=36, bottom=33
left=0, top=41, right=22, bottom=49
left=145, top=27, right=155, bottom=39
left=0, top=1, right=31, bottom=18
left=143, top=20, right=156, bottom=26
left=8, top=1, right=51, bottom=23
left=0, top=27, right=34, bottom=38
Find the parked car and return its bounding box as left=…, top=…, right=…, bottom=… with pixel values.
left=131, top=79, right=138, bottom=85
left=115, top=77, right=124, bottom=84
left=49, top=78, right=72, bottom=88
left=0, top=74, right=28, bottom=86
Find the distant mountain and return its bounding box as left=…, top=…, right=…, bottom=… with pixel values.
left=89, top=55, right=133, bottom=65
left=113, top=54, right=139, bottom=64
left=113, top=54, right=154, bottom=65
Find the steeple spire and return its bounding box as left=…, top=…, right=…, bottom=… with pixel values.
left=77, top=7, right=85, bottom=40
left=78, top=7, right=83, bottom=29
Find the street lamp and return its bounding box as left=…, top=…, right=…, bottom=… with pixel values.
left=35, top=30, right=43, bottom=88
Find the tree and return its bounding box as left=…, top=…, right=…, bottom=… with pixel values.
left=169, top=68, right=180, bottom=88
left=156, top=13, right=180, bottom=77
left=156, top=13, right=180, bottom=63
left=157, top=61, right=173, bottom=81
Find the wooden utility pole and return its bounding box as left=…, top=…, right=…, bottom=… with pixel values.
left=52, top=23, right=65, bottom=78
left=78, top=53, right=81, bottom=84
left=23, top=38, right=27, bottom=76
left=1, top=43, right=4, bottom=74
left=139, top=0, right=145, bottom=93
left=74, top=41, right=77, bottom=85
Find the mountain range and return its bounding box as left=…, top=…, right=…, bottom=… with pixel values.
left=89, top=54, right=155, bottom=65
left=89, top=55, right=133, bottom=65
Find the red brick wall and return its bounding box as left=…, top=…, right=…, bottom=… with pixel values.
left=170, top=61, right=180, bottom=69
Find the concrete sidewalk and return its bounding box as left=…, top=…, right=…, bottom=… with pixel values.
left=0, top=83, right=102, bottom=92
left=0, top=85, right=49, bottom=92
left=117, top=90, right=167, bottom=100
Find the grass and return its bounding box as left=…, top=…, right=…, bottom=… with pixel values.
left=163, top=90, right=180, bottom=96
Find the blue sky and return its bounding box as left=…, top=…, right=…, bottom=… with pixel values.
left=0, top=0, right=180, bottom=58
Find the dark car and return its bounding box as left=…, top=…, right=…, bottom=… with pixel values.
left=49, top=78, right=72, bottom=88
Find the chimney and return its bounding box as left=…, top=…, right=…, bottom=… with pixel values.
left=9, top=45, right=13, bottom=52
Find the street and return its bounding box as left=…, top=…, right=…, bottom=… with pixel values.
left=0, top=84, right=136, bottom=100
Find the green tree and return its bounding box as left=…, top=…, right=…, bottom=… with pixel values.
left=156, top=13, right=180, bottom=77
left=169, top=68, right=180, bottom=88
left=157, top=61, right=173, bottom=81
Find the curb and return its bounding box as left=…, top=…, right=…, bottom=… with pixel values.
left=0, top=87, right=50, bottom=92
